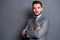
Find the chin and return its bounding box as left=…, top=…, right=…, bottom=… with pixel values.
left=34, top=14, right=39, bottom=16
left=34, top=13, right=40, bottom=16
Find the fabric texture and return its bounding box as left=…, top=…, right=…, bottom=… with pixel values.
left=25, top=14, right=49, bottom=40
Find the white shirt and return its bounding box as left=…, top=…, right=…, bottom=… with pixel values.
left=36, top=14, right=42, bottom=21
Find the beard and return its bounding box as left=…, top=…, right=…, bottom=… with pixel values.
left=34, top=12, right=42, bottom=16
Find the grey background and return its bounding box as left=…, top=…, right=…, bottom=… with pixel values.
left=0, top=0, right=60, bottom=40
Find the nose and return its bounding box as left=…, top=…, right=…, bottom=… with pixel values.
left=35, top=9, right=38, bottom=12
left=35, top=8, right=38, bottom=11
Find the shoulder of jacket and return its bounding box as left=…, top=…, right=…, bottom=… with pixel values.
left=43, top=17, right=49, bottom=22
left=27, top=18, right=33, bottom=23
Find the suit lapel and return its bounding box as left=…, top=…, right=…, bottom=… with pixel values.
left=38, top=15, right=45, bottom=26
left=30, top=15, right=45, bottom=30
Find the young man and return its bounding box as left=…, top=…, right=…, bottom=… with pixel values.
left=22, top=1, right=49, bottom=40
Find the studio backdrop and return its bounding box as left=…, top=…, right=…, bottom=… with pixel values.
left=0, top=0, right=60, bottom=40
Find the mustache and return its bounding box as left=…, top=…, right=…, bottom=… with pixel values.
left=35, top=11, right=39, bottom=13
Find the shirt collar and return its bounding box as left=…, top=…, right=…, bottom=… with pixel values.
left=36, top=14, right=42, bottom=18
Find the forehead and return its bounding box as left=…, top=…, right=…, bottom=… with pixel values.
left=33, top=4, right=41, bottom=7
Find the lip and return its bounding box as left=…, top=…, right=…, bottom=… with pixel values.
left=35, top=12, right=39, bottom=13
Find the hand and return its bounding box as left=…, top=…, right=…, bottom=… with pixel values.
left=36, top=27, right=41, bottom=31
left=22, top=29, right=27, bottom=36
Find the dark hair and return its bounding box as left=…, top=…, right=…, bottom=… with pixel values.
left=32, top=1, right=42, bottom=8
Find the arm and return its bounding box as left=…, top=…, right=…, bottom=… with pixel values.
left=24, top=20, right=33, bottom=38
left=22, top=20, right=30, bottom=36
left=27, top=19, right=49, bottom=39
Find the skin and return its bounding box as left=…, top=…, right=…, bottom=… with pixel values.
left=22, top=3, right=43, bottom=36
left=33, top=4, right=43, bottom=16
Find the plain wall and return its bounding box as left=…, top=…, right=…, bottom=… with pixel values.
left=0, top=0, right=60, bottom=40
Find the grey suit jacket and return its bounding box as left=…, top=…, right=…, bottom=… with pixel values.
left=25, top=15, right=49, bottom=40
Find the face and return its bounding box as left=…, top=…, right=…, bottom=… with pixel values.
left=33, top=4, right=43, bottom=16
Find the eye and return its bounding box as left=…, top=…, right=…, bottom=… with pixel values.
left=38, top=7, right=40, bottom=9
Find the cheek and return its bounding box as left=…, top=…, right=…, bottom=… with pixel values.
left=33, top=9, right=39, bottom=13
left=38, top=9, right=42, bottom=12
left=33, top=9, right=35, bottom=12
left=33, top=9, right=42, bottom=13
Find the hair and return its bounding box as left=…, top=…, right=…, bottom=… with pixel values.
left=32, top=1, right=42, bottom=8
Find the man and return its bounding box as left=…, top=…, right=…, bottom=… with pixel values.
left=22, top=1, right=49, bottom=40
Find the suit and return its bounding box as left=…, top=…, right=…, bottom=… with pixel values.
left=25, top=14, right=49, bottom=40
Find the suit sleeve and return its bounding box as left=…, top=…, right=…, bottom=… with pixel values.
left=25, top=19, right=30, bottom=30
left=24, top=19, right=34, bottom=38
left=25, top=19, right=35, bottom=38
left=27, top=19, right=49, bottom=39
